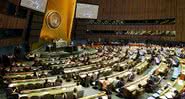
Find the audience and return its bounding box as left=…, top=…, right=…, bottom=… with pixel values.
left=2, top=43, right=185, bottom=99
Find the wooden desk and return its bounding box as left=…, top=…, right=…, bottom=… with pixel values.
left=4, top=70, right=51, bottom=80
left=160, top=60, right=185, bottom=97
left=145, top=54, right=152, bottom=60
left=79, top=68, right=112, bottom=78
left=109, top=57, right=120, bottom=64
left=88, top=54, right=99, bottom=59
left=9, top=76, right=58, bottom=87
left=160, top=79, right=185, bottom=97
left=180, top=64, right=185, bottom=80
left=136, top=61, right=149, bottom=74
left=19, top=84, right=82, bottom=98
left=125, top=75, right=148, bottom=88
left=20, top=83, right=77, bottom=94
left=4, top=66, right=32, bottom=73
left=173, top=79, right=185, bottom=92
left=100, top=70, right=129, bottom=80
left=64, top=64, right=95, bottom=74
left=6, top=72, right=34, bottom=75
left=89, top=57, right=103, bottom=63
left=124, top=64, right=160, bottom=96
left=4, top=74, right=33, bottom=79
left=126, top=77, right=147, bottom=91
left=180, top=59, right=185, bottom=64
left=80, top=92, right=106, bottom=99
left=155, top=62, right=168, bottom=75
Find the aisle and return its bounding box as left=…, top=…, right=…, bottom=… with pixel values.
left=82, top=86, right=123, bottom=99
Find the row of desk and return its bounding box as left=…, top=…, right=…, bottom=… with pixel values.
left=147, top=57, right=185, bottom=99
left=4, top=70, right=51, bottom=80
left=155, top=62, right=169, bottom=75
left=6, top=45, right=183, bottom=99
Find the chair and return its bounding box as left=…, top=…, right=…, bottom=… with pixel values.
left=35, top=83, right=43, bottom=89
left=55, top=82, right=62, bottom=86
left=6, top=88, right=13, bottom=96
left=55, top=93, right=67, bottom=99
left=30, top=96, right=40, bottom=99
left=27, top=84, right=35, bottom=90
left=41, top=94, right=54, bottom=99
left=17, top=77, right=24, bottom=80
left=25, top=75, right=33, bottom=79
left=44, top=82, right=52, bottom=88
left=66, top=92, right=74, bottom=99
left=20, top=96, right=29, bottom=99
left=55, top=94, right=63, bottom=99
left=17, top=69, right=23, bottom=72
left=8, top=93, right=19, bottom=99
left=77, top=90, right=84, bottom=98
left=18, top=85, right=25, bottom=91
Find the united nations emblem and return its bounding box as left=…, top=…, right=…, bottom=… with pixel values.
left=46, top=11, right=61, bottom=29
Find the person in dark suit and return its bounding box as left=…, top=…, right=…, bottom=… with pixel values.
left=84, top=74, right=90, bottom=87
left=98, top=96, right=103, bottom=99
left=44, top=79, right=50, bottom=88
left=55, top=76, right=63, bottom=86
left=134, top=84, right=144, bottom=99
left=181, top=92, right=185, bottom=99
left=145, top=77, right=155, bottom=92
left=73, top=88, right=78, bottom=99
left=58, top=67, right=64, bottom=74
left=2, top=55, right=10, bottom=67
left=116, top=78, right=125, bottom=89
left=174, top=90, right=181, bottom=99
left=66, top=73, right=72, bottom=82
left=33, top=71, right=38, bottom=78
left=90, top=74, right=95, bottom=86
left=51, top=67, right=60, bottom=75
left=40, top=71, right=47, bottom=78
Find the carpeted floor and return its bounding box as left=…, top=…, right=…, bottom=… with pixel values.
left=82, top=86, right=124, bottom=99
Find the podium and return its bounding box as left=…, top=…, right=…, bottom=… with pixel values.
left=64, top=46, right=78, bottom=53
